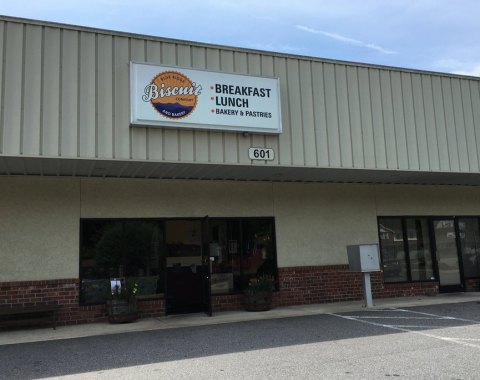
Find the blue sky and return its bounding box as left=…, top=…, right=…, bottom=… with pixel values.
left=1, top=0, right=479, bottom=76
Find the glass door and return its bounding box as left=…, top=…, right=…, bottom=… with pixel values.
left=432, top=218, right=463, bottom=292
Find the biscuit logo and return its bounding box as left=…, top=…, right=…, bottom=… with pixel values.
left=142, top=71, right=202, bottom=119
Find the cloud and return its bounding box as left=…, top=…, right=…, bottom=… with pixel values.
left=453, top=65, right=480, bottom=77
left=433, top=59, right=480, bottom=77
left=296, top=25, right=398, bottom=55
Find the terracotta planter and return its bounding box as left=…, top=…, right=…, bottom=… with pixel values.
left=243, top=290, right=273, bottom=312
left=106, top=299, right=138, bottom=323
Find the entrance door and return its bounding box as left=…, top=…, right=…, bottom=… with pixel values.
left=432, top=219, right=463, bottom=292
left=165, top=219, right=211, bottom=314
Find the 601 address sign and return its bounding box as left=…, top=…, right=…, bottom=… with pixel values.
left=248, top=147, right=275, bottom=161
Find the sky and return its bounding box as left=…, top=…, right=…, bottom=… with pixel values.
left=1, top=0, right=479, bottom=76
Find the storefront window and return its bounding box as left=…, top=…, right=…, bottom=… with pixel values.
left=378, top=217, right=435, bottom=283
left=209, top=218, right=277, bottom=294
left=80, top=220, right=164, bottom=304
left=458, top=218, right=480, bottom=278
left=406, top=218, right=434, bottom=281
left=378, top=218, right=408, bottom=282
left=209, top=220, right=241, bottom=294
left=241, top=219, right=276, bottom=288
left=80, top=217, right=278, bottom=305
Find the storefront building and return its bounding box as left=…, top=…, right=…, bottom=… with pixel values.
left=1, top=16, right=479, bottom=325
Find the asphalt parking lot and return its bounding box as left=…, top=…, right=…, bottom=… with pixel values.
left=0, top=301, right=479, bottom=379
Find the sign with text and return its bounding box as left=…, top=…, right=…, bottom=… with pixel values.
left=248, top=147, right=275, bottom=161
left=131, top=62, right=282, bottom=134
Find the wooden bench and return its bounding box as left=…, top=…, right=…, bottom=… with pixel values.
left=0, top=304, right=61, bottom=330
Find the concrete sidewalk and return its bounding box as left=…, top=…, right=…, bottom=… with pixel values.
left=1, top=292, right=479, bottom=346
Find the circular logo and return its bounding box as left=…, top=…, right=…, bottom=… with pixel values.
left=143, top=71, right=202, bottom=120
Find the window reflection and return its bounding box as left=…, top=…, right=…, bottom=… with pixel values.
left=406, top=218, right=434, bottom=281
left=80, top=220, right=164, bottom=304
left=378, top=218, right=408, bottom=282
left=458, top=218, right=480, bottom=278
left=209, top=218, right=277, bottom=294
left=378, top=217, right=440, bottom=283
left=241, top=219, right=276, bottom=288
left=80, top=217, right=278, bottom=304
left=209, top=220, right=241, bottom=294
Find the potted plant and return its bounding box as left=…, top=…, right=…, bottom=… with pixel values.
left=243, top=274, right=275, bottom=312
left=106, top=279, right=139, bottom=323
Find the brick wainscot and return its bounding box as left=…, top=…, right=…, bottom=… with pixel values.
left=0, top=279, right=165, bottom=325
left=211, top=265, right=441, bottom=312
left=3, top=265, right=470, bottom=325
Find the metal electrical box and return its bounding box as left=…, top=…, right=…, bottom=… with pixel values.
left=347, top=244, right=380, bottom=272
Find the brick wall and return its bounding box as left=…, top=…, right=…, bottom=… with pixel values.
left=277, top=265, right=439, bottom=305
left=211, top=265, right=440, bottom=312
left=465, top=278, right=480, bottom=291
left=0, top=279, right=165, bottom=325
left=0, top=266, right=454, bottom=323
left=211, top=293, right=243, bottom=311
left=136, top=297, right=165, bottom=319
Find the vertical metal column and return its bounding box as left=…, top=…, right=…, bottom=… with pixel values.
left=362, top=272, right=373, bottom=307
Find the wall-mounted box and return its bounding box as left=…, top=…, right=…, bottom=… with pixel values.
left=347, top=244, right=380, bottom=272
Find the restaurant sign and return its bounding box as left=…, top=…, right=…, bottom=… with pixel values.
left=130, top=62, right=282, bottom=134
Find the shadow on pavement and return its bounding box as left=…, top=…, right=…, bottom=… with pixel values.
left=0, top=301, right=479, bottom=379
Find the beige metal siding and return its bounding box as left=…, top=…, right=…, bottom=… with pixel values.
left=113, top=35, right=130, bottom=159
left=2, top=22, right=23, bottom=156
left=23, top=24, right=42, bottom=156
left=1, top=18, right=480, bottom=175
left=97, top=33, right=114, bottom=159
left=42, top=27, right=61, bottom=157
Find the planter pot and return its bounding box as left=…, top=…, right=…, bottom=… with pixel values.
left=106, top=299, right=138, bottom=323
left=243, top=290, right=273, bottom=312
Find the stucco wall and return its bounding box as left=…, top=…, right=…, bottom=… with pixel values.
left=374, top=184, right=480, bottom=215
left=2, top=176, right=480, bottom=282
left=80, top=178, right=274, bottom=218
left=273, top=183, right=379, bottom=267
left=0, top=177, right=80, bottom=281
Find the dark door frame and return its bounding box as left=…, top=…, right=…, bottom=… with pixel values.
left=202, top=216, right=213, bottom=316
left=164, top=218, right=212, bottom=315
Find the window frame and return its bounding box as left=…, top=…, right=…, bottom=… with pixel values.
left=206, top=216, right=279, bottom=296
left=79, top=217, right=165, bottom=305
left=377, top=216, right=436, bottom=284
left=456, top=216, right=480, bottom=280
left=79, top=216, right=278, bottom=305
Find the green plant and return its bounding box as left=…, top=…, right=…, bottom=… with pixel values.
left=245, top=274, right=275, bottom=294
left=110, top=281, right=138, bottom=302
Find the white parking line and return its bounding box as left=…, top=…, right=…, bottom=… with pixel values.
left=451, top=338, right=480, bottom=342
left=339, top=316, right=448, bottom=320
left=385, top=325, right=448, bottom=328
left=330, top=312, right=480, bottom=350
left=394, top=308, right=479, bottom=323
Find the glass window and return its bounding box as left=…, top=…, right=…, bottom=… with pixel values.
left=209, top=220, right=241, bottom=294
left=378, top=218, right=408, bottom=282
left=458, top=218, right=480, bottom=278
left=209, top=218, right=277, bottom=294
left=241, top=219, right=277, bottom=288
left=406, top=218, right=434, bottom=281
left=80, top=217, right=278, bottom=304
left=80, top=220, right=164, bottom=304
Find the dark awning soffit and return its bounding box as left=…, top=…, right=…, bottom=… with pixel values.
left=1, top=155, right=480, bottom=186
